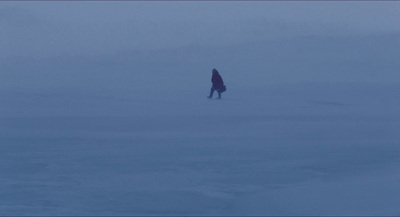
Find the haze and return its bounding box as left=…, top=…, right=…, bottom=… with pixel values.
left=1, top=2, right=400, bottom=215
left=1, top=1, right=400, bottom=91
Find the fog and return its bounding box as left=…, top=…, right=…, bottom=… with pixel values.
left=1, top=1, right=400, bottom=91
left=1, top=2, right=400, bottom=216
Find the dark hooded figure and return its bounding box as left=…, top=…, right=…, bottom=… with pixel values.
left=208, top=68, right=225, bottom=99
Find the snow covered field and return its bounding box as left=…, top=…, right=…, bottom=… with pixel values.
left=1, top=83, right=399, bottom=215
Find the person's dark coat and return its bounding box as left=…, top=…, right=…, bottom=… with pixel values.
left=208, top=68, right=226, bottom=99
left=212, top=71, right=224, bottom=90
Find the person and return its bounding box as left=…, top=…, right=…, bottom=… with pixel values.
left=208, top=68, right=225, bottom=99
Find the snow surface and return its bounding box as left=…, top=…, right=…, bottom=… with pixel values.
left=1, top=83, right=399, bottom=215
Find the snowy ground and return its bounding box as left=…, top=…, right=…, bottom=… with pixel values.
left=1, top=83, right=400, bottom=215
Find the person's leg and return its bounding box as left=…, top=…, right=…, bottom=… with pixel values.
left=217, top=91, right=221, bottom=99
left=208, top=87, right=215, bottom=98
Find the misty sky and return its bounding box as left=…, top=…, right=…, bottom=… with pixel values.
left=1, top=1, right=400, bottom=89
left=2, top=1, right=399, bottom=57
